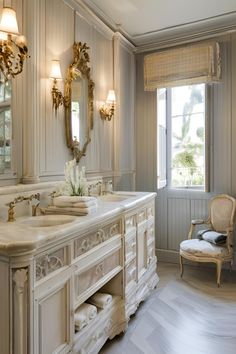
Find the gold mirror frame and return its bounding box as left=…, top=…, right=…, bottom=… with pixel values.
left=64, top=42, right=95, bottom=163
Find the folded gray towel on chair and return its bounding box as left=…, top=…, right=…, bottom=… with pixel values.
left=197, top=229, right=227, bottom=245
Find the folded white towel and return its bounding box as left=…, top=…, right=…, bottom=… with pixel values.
left=53, top=196, right=97, bottom=205
left=53, top=197, right=98, bottom=209
left=45, top=205, right=97, bottom=216
left=54, top=205, right=97, bottom=213
left=88, top=293, right=113, bottom=309
left=53, top=200, right=97, bottom=208
left=73, top=201, right=97, bottom=208
left=74, top=303, right=97, bottom=330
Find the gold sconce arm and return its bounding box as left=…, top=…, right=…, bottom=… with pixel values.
left=99, top=90, right=116, bottom=121
left=50, top=60, right=64, bottom=112
left=100, top=104, right=115, bottom=121
left=51, top=79, right=64, bottom=111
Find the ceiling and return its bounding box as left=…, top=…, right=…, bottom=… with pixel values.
left=81, top=0, right=236, bottom=48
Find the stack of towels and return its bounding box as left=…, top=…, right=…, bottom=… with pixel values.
left=74, top=293, right=113, bottom=332
left=46, top=196, right=98, bottom=216
left=88, top=292, right=113, bottom=309
left=74, top=303, right=98, bottom=331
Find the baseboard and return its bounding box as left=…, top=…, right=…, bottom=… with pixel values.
left=156, top=249, right=179, bottom=264
left=156, top=248, right=236, bottom=270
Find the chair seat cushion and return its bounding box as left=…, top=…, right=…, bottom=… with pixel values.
left=180, top=239, right=229, bottom=258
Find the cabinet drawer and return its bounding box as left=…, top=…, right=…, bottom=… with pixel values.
left=74, top=247, right=122, bottom=304
left=125, top=259, right=136, bottom=288
left=35, top=246, right=68, bottom=282
left=74, top=220, right=121, bottom=258
left=125, top=232, right=136, bottom=264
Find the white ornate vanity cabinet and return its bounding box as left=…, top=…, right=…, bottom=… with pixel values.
left=0, top=192, right=158, bottom=354
left=124, top=199, right=158, bottom=320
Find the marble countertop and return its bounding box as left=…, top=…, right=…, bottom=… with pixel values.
left=0, top=191, right=156, bottom=256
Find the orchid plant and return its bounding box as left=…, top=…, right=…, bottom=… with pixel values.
left=56, top=159, right=88, bottom=196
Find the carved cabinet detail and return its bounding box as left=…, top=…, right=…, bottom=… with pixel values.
left=35, top=247, right=67, bottom=282
left=74, top=220, right=121, bottom=258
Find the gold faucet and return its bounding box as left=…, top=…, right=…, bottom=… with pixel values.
left=6, top=193, right=40, bottom=222
left=29, top=193, right=41, bottom=216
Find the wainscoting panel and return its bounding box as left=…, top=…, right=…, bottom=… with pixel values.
left=190, top=199, right=209, bottom=222
left=167, top=198, right=191, bottom=250
left=156, top=195, right=168, bottom=250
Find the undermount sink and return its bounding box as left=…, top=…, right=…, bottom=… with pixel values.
left=98, top=193, right=135, bottom=202
left=17, top=215, right=76, bottom=228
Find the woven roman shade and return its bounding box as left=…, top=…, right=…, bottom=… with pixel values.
left=144, top=42, right=221, bottom=91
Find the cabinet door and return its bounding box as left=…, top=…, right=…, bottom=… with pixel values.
left=34, top=268, right=73, bottom=354
left=137, top=222, right=147, bottom=280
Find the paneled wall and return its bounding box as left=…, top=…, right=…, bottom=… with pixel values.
left=136, top=33, right=236, bottom=263
left=113, top=33, right=136, bottom=191
left=7, top=0, right=135, bottom=189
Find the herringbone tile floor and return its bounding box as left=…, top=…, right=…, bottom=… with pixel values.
left=100, top=262, right=236, bottom=354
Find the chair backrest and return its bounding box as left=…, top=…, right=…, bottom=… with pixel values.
left=209, top=194, right=236, bottom=232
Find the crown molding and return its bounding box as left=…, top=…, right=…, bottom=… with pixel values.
left=78, top=0, right=134, bottom=43
left=78, top=2, right=236, bottom=52
left=135, top=11, right=236, bottom=52
left=113, top=32, right=136, bottom=53
left=64, top=0, right=114, bottom=40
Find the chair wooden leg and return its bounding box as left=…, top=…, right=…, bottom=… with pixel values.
left=179, top=255, right=184, bottom=278
left=230, top=260, right=233, bottom=273
left=216, top=261, right=222, bottom=287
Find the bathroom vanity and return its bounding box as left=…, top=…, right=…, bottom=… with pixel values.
left=0, top=191, right=158, bottom=354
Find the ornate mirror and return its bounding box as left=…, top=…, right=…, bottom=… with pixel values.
left=64, top=42, right=94, bottom=163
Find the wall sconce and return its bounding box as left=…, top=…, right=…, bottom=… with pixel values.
left=50, top=60, right=64, bottom=112
left=99, top=90, right=116, bottom=121
left=0, top=7, right=29, bottom=80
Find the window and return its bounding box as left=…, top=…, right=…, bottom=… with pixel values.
left=157, top=84, right=207, bottom=190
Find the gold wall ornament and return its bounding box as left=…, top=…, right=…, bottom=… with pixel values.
left=0, top=7, right=29, bottom=80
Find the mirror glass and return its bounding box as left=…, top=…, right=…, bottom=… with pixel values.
left=71, top=74, right=88, bottom=147
left=64, top=42, right=94, bottom=163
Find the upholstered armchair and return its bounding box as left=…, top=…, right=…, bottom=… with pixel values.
left=179, top=194, right=236, bottom=287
